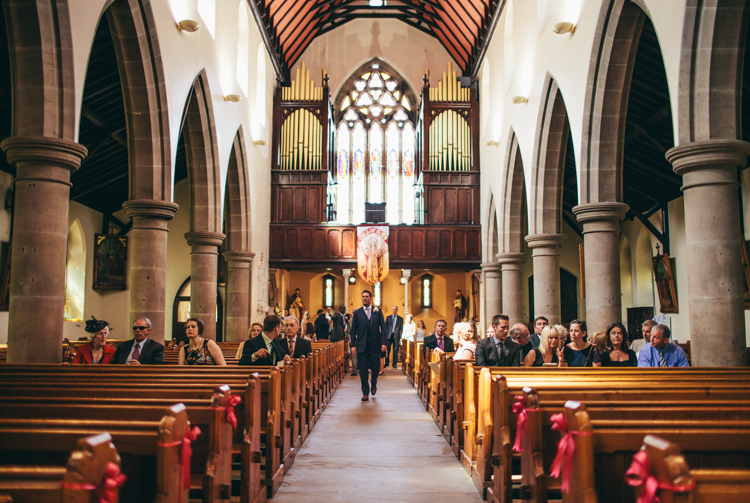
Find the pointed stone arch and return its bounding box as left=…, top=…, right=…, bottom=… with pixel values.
left=484, top=192, right=498, bottom=261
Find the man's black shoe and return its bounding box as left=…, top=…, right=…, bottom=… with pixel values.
left=371, top=385, right=377, bottom=395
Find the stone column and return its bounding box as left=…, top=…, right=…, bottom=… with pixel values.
left=343, top=269, right=351, bottom=311
left=184, top=231, right=225, bottom=340
left=123, top=200, right=179, bottom=344
left=496, top=253, right=526, bottom=327
left=402, top=269, right=411, bottom=314
left=524, top=234, right=566, bottom=325
left=572, top=202, right=628, bottom=333
left=666, top=140, right=750, bottom=367
left=1, top=137, right=87, bottom=363
left=223, top=250, right=255, bottom=342
left=481, top=262, right=502, bottom=321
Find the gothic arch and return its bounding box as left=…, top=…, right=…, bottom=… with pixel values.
left=498, top=130, right=527, bottom=254
left=106, top=0, right=173, bottom=202
left=677, top=0, right=750, bottom=143
left=529, top=75, right=570, bottom=235
left=4, top=0, right=76, bottom=139
left=225, top=127, right=252, bottom=252
left=484, top=191, right=498, bottom=260
left=180, top=70, right=223, bottom=234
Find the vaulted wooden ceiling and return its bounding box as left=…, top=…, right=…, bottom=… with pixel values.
left=248, top=0, right=503, bottom=82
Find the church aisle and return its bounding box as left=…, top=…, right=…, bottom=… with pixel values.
left=271, top=367, right=483, bottom=503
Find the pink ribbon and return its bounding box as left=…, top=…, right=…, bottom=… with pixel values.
left=549, top=413, right=592, bottom=493
left=211, top=395, right=242, bottom=432
left=512, top=395, right=527, bottom=452
left=625, top=450, right=695, bottom=503
left=60, top=461, right=127, bottom=503
left=158, top=425, right=201, bottom=502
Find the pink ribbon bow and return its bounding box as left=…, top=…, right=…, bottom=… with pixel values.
left=625, top=450, right=695, bottom=503
left=549, top=413, right=592, bottom=493
left=158, top=425, right=201, bottom=502
left=60, top=461, right=127, bottom=503
left=512, top=395, right=527, bottom=452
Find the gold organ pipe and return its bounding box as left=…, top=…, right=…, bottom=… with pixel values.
left=305, top=109, right=311, bottom=169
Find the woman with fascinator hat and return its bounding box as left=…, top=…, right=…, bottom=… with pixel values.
left=72, top=316, right=117, bottom=364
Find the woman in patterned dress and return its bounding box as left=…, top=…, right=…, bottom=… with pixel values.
left=178, top=318, right=227, bottom=366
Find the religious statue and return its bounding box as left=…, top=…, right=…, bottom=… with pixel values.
left=288, top=288, right=306, bottom=322
left=453, top=290, right=467, bottom=323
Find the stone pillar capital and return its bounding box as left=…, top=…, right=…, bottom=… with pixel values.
left=1, top=136, right=88, bottom=177
left=480, top=262, right=502, bottom=277
left=496, top=252, right=527, bottom=269
left=343, top=269, right=351, bottom=278
left=184, top=231, right=226, bottom=248
left=572, top=202, right=629, bottom=224
left=667, top=139, right=750, bottom=176
left=474, top=269, right=483, bottom=283
left=525, top=234, right=566, bottom=254
left=223, top=250, right=255, bottom=266
left=123, top=199, right=179, bottom=221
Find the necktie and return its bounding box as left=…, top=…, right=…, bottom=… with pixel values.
left=497, top=340, right=505, bottom=365
left=131, top=342, right=141, bottom=362
left=659, top=350, right=667, bottom=367
left=366, top=308, right=371, bottom=320
left=289, top=339, right=295, bottom=357
left=438, top=336, right=444, bottom=350
left=269, top=341, right=276, bottom=365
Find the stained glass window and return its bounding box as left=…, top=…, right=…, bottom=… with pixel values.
left=336, top=123, right=350, bottom=224
left=333, top=62, right=417, bottom=225
left=324, top=275, right=334, bottom=308
left=352, top=123, right=366, bottom=225
left=422, top=275, right=432, bottom=308
left=369, top=123, right=383, bottom=203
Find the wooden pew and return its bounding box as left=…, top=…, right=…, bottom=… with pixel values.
left=0, top=432, right=122, bottom=503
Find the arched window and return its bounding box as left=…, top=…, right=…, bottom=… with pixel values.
left=236, top=1, right=250, bottom=96
left=64, top=220, right=85, bottom=321
left=334, top=61, right=418, bottom=225
left=323, top=274, right=335, bottom=308
left=421, top=274, right=433, bottom=309
left=373, top=282, right=382, bottom=307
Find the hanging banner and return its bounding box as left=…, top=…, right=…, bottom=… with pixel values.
left=357, top=225, right=390, bottom=285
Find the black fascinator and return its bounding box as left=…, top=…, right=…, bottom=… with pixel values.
left=85, top=316, right=109, bottom=334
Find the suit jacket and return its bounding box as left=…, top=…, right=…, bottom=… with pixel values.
left=280, top=336, right=312, bottom=359
left=112, top=338, right=164, bottom=365
left=314, top=314, right=330, bottom=340
left=475, top=337, right=521, bottom=367
left=530, top=333, right=541, bottom=349
left=331, top=312, right=346, bottom=342
left=350, top=306, right=387, bottom=354
left=423, top=334, right=455, bottom=355
left=72, top=342, right=117, bottom=364
left=239, top=334, right=289, bottom=366
left=385, top=314, right=404, bottom=341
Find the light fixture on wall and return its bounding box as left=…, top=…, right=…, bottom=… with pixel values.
left=510, top=96, right=528, bottom=104
left=253, top=140, right=267, bottom=146
left=552, top=22, right=576, bottom=35
left=400, top=271, right=407, bottom=284
left=224, top=94, right=242, bottom=103
left=348, top=273, right=356, bottom=285
left=177, top=20, right=201, bottom=32
left=486, top=140, right=499, bottom=147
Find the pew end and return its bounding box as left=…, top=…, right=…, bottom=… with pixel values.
left=561, top=401, right=597, bottom=503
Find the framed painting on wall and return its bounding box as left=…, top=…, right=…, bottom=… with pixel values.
left=93, top=234, right=128, bottom=290
left=652, top=253, right=678, bottom=314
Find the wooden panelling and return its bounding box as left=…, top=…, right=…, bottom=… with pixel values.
left=269, top=224, right=481, bottom=269
left=271, top=169, right=328, bottom=223
left=422, top=171, right=479, bottom=225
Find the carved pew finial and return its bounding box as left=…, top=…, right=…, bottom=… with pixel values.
left=626, top=435, right=695, bottom=503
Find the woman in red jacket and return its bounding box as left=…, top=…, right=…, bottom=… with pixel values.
left=72, top=317, right=116, bottom=364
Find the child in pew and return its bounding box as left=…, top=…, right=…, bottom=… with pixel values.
left=453, top=322, right=478, bottom=360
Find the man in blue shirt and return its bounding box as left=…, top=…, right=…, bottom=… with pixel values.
left=637, top=324, right=689, bottom=367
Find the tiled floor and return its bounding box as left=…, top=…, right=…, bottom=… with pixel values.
left=271, top=367, right=483, bottom=502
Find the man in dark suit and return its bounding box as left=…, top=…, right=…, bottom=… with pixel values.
left=113, top=317, right=164, bottom=364
left=476, top=314, right=521, bottom=366
left=422, top=319, right=454, bottom=357
left=314, top=309, right=330, bottom=340
left=384, top=305, right=403, bottom=368
left=279, top=316, right=312, bottom=358
left=530, top=316, right=547, bottom=349
left=350, top=290, right=387, bottom=401
left=239, top=315, right=292, bottom=366
left=331, top=305, right=347, bottom=342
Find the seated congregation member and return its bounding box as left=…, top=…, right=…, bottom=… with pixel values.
left=331, top=305, right=347, bottom=343
left=113, top=317, right=164, bottom=365
left=531, top=315, right=548, bottom=348
left=511, top=323, right=534, bottom=361
left=523, top=325, right=561, bottom=367
left=415, top=319, right=427, bottom=341
left=72, top=316, right=116, bottom=364
left=554, top=324, right=569, bottom=345
left=475, top=314, right=521, bottom=367
left=235, top=322, right=263, bottom=358
left=240, top=315, right=292, bottom=366
left=423, top=319, right=454, bottom=355
left=559, top=320, right=600, bottom=367
left=314, top=309, right=330, bottom=340
left=402, top=314, right=416, bottom=342
left=599, top=322, right=637, bottom=367
left=631, top=319, right=655, bottom=355
left=485, top=323, right=495, bottom=339
left=178, top=318, right=226, bottom=366
left=453, top=322, right=478, bottom=360
left=280, top=316, right=312, bottom=359
left=591, top=331, right=608, bottom=353
left=637, top=323, right=689, bottom=367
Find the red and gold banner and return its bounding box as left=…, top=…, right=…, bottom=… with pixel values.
left=357, top=225, right=389, bottom=285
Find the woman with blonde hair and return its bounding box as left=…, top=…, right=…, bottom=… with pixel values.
left=523, top=325, right=561, bottom=367
left=452, top=322, right=478, bottom=360
left=554, top=324, right=569, bottom=345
